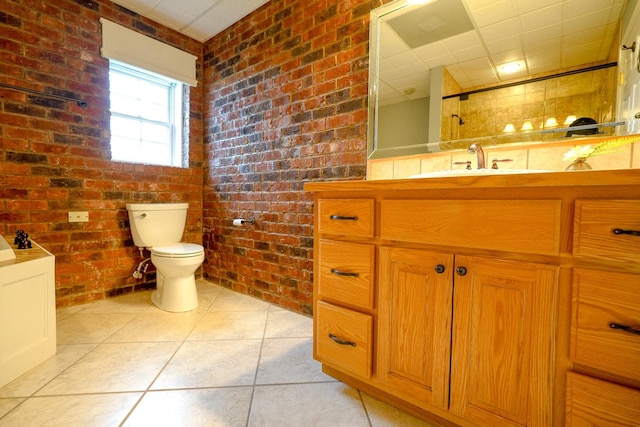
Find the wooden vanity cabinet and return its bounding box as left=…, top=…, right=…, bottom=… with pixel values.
left=306, top=170, right=640, bottom=427
left=566, top=200, right=640, bottom=426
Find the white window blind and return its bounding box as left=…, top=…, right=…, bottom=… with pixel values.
left=99, top=18, right=197, bottom=87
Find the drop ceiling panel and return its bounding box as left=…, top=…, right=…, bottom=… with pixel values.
left=471, top=0, right=518, bottom=27
left=109, top=0, right=269, bottom=42
left=520, top=4, right=563, bottom=32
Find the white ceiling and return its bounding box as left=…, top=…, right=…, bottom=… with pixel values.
left=110, top=0, right=270, bottom=42
left=109, top=0, right=628, bottom=107
left=378, top=0, right=627, bottom=105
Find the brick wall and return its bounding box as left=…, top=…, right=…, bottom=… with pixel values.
left=202, top=0, right=386, bottom=314
left=1, top=0, right=392, bottom=313
left=0, top=0, right=203, bottom=307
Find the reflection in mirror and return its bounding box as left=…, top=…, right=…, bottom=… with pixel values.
left=368, top=0, right=627, bottom=159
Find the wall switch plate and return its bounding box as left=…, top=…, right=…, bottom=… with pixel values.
left=68, top=211, right=89, bottom=222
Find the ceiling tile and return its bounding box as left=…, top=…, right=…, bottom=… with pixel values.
left=565, top=11, right=611, bottom=34
left=485, top=34, right=523, bottom=54
left=111, top=0, right=162, bottom=14
left=490, top=48, right=525, bottom=65
left=479, top=17, right=522, bottom=42
left=514, top=0, right=564, bottom=15
left=151, top=0, right=213, bottom=30
left=522, top=22, right=563, bottom=45
left=471, top=0, right=518, bottom=27
left=414, top=41, right=450, bottom=59
left=519, top=3, right=563, bottom=32
left=443, top=30, right=483, bottom=51
left=566, top=0, right=616, bottom=17
left=422, top=53, right=458, bottom=69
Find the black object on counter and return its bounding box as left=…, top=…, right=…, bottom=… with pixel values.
left=14, top=230, right=32, bottom=249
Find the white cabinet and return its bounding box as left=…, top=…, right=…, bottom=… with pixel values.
left=0, top=237, right=56, bottom=388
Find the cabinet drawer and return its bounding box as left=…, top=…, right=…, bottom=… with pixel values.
left=318, top=240, right=374, bottom=309
left=317, top=199, right=374, bottom=238
left=573, top=200, right=640, bottom=263
left=566, top=372, right=640, bottom=426
left=315, top=301, right=372, bottom=378
left=380, top=199, right=561, bottom=255
left=571, top=268, right=640, bottom=383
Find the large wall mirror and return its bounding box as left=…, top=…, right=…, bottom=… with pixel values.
left=367, top=0, right=630, bottom=159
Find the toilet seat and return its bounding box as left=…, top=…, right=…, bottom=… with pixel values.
left=151, top=243, right=204, bottom=258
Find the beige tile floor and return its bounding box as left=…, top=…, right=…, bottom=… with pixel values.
left=0, top=280, right=433, bottom=427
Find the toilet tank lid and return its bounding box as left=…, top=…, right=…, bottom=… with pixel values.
left=126, top=203, right=189, bottom=211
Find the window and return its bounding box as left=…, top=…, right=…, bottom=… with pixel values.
left=108, top=61, right=184, bottom=167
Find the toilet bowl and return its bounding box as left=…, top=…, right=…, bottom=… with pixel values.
left=126, top=203, right=204, bottom=312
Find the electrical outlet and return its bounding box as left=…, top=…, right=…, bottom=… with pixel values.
left=68, top=211, right=89, bottom=222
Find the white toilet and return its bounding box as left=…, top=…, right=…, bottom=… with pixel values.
left=126, top=203, right=204, bottom=312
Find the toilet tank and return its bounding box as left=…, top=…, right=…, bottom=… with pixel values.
left=126, top=203, right=188, bottom=248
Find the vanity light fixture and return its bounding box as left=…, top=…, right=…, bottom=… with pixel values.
left=544, top=117, right=559, bottom=128
left=503, top=123, right=516, bottom=132
left=564, top=114, right=577, bottom=125
left=521, top=121, right=534, bottom=131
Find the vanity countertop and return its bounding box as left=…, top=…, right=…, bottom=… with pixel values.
left=305, top=169, right=640, bottom=192
left=0, top=236, right=53, bottom=267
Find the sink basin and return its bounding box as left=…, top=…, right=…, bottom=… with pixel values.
left=410, top=169, right=553, bottom=179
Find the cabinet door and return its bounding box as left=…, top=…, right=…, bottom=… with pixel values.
left=450, top=256, right=559, bottom=427
left=378, top=247, right=454, bottom=409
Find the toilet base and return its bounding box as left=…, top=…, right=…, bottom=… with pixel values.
left=151, top=273, right=199, bottom=312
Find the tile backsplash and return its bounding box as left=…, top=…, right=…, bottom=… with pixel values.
left=368, top=136, right=638, bottom=180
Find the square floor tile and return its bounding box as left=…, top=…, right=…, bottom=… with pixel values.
left=152, top=340, right=262, bottom=389
left=37, top=342, right=180, bottom=395
left=0, top=393, right=141, bottom=426
left=56, top=313, right=137, bottom=344
left=188, top=311, right=267, bottom=340
left=208, top=289, right=269, bottom=312
left=122, top=387, right=253, bottom=427
left=256, top=338, right=333, bottom=385
left=362, top=393, right=436, bottom=426
left=249, top=382, right=370, bottom=427
left=264, top=307, right=313, bottom=338
left=0, top=344, right=95, bottom=398
left=106, top=310, right=204, bottom=343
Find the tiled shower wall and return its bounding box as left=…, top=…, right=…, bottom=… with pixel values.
left=0, top=0, right=204, bottom=307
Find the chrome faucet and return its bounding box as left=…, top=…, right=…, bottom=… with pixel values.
left=467, top=143, right=485, bottom=169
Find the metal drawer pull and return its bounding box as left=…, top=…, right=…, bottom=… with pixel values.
left=612, top=228, right=640, bottom=236
left=331, top=268, right=359, bottom=277
left=329, top=215, right=358, bottom=221
left=609, top=322, right=640, bottom=336
left=328, top=333, right=356, bottom=346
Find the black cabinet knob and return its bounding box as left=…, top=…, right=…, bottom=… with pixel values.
left=456, top=266, right=467, bottom=276
left=434, top=264, right=445, bottom=274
